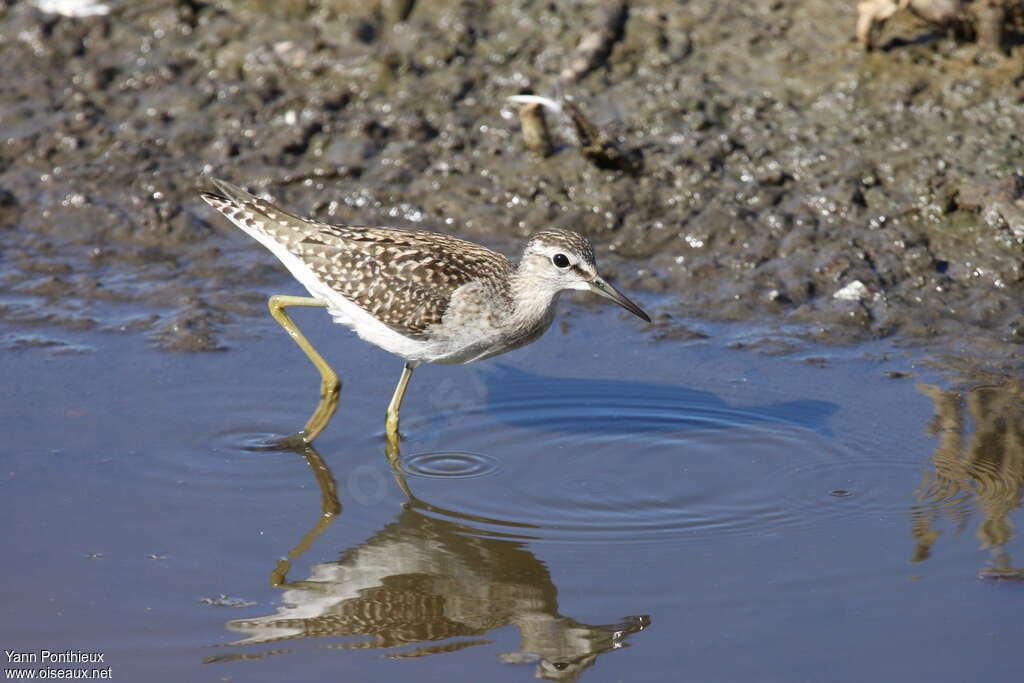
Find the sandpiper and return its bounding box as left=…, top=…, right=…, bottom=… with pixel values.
left=201, top=179, right=649, bottom=447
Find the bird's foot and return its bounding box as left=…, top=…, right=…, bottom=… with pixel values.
left=245, top=431, right=312, bottom=453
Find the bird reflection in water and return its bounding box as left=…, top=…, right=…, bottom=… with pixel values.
left=206, top=443, right=649, bottom=679
left=913, top=370, right=1024, bottom=580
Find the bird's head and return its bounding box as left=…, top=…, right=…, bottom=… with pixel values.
left=518, top=229, right=650, bottom=322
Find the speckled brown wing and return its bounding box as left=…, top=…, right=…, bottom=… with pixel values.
left=202, top=179, right=514, bottom=337
left=296, top=225, right=514, bottom=336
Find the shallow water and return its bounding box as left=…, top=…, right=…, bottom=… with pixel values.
left=4, top=1, right=1024, bottom=679
left=2, top=305, right=1022, bottom=682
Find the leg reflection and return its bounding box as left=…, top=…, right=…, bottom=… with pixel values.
left=270, top=443, right=342, bottom=587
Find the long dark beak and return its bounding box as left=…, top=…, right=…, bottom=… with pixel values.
left=588, top=276, right=651, bottom=322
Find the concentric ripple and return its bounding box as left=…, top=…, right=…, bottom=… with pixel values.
left=211, top=428, right=301, bottom=453
left=113, top=379, right=369, bottom=498
left=400, top=451, right=501, bottom=479
left=394, top=367, right=921, bottom=546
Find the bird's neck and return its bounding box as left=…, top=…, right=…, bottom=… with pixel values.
left=507, top=266, right=561, bottom=333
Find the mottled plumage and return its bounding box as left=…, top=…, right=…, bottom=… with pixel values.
left=202, top=181, right=513, bottom=337
left=200, top=178, right=649, bottom=444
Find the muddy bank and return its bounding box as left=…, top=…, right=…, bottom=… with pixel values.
left=2, top=0, right=1024, bottom=353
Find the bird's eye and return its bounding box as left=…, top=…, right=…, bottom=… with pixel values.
left=552, top=253, right=570, bottom=268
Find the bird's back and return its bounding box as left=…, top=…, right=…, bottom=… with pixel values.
left=201, top=180, right=515, bottom=338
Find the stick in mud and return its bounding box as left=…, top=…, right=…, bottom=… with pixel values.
left=561, top=99, right=643, bottom=175
left=507, top=95, right=643, bottom=175
left=517, top=102, right=554, bottom=158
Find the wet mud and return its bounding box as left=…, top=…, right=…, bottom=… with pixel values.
left=2, top=0, right=1024, bottom=353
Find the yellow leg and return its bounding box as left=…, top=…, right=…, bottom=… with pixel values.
left=385, top=362, right=415, bottom=441
left=386, top=430, right=402, bottom=463
left=267, top=295, right=341, bottom=445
